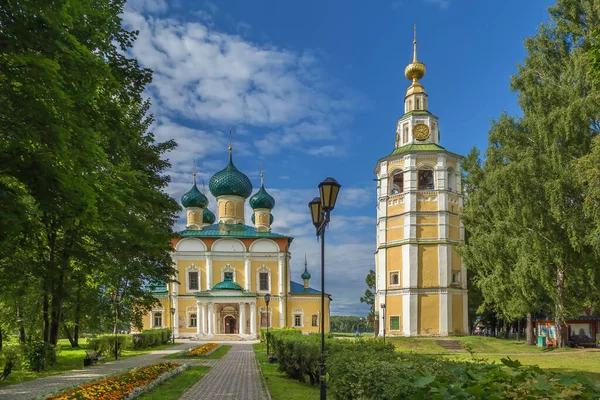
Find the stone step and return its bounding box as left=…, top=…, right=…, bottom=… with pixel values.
left=213, top=334, right=246, bottom=341
left=435, top=339, right=463, bottom=351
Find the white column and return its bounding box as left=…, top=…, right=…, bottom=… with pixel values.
left=206, top=252, right=212, bottom=290
left=250, top=302, right=257, bottom=336
left=207, top=303, right=213, bottom=335
left=244, top=255, right=251, bottom=291
left=172, top=295, right=179, bottom=337
left=212, top=303, right=218, bottom=335
left=278, top=255, right=284, bottom=296
left=278, top=255, right=285, bottom=328
left=198, top=301, right=204, bottom=336
left=239, top=302, right=246, bottom=335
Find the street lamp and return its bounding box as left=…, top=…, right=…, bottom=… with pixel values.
left=265, top=293, right=271, bottom=358
left=111, top=291, right=120, bottom=360
left=308, top=177, right=341, bottom=400
left=380, top=303, right=386, bottom=344
left=170, top=306, right=176, bottom=344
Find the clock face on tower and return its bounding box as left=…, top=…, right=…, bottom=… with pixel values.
left=412, top=124, right=430, bottom=141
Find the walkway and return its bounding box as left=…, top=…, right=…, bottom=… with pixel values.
left=0, top=342, right=197, bottom=400
left=180, top=343, right=268, bottom=400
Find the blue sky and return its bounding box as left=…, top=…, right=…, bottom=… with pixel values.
left=123, top=0, right=554, bottom=315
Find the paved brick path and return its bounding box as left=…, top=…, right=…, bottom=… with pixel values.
left=0, top=342, right=197, bottom=400
left=180, top=344, right=268, bottom=400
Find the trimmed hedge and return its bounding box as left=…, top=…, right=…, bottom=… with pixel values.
left=87, top=334, right=132, bottom=357
left=131, top=328, right=172, bottom=349
left=266, top=330, right=600, bottom=399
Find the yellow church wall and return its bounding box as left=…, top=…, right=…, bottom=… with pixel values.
left=418, top=294, right=439, bottom=335
left=386, top=226, right=404, bottom=242
left=387, top=160, right=405, bottom=172
left=417, top=225, right=438, bottom=239
left=386, top=246, right=402, bottom=287
left=176, top=298, right=199, bottom=333
left=452, top=294, right=464, bottom=334
left=212, top=260, right=245, bottom=287
left=387, top=199, right=405, bottom=215
left=250, top=261, right=279, bottom=293
left=387, top=217, right=404, bottom=228
left=451, top=248, right=461, bottom=270
left=449, top=227, right=460, bottom=240
left=177, top=260, right=206, bottom=293
left=385, top=295, right=403, bottom=334
left=287, top=297, right=330, bottom=333
left=416, top=199, right=438, bottom=212
left=418, top=245, right=438, bottom=287
left=416, top=156, right=437, bottom=164
left=417, top=215, right=438, bottom=224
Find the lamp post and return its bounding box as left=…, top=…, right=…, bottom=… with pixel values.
left=265, top=293, right=271, bottom=358
left=170, top=306, right=176, bottom=344
left=308, top=177, right=341, bottom=400
left=111, top=291, right=120, bottom=360
left=380, top=303, right=386, bottom=344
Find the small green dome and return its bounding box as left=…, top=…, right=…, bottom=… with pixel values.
left=203, top=208, right=216, bottom=225
left=181, top=184, right=208, bottom=208
left=249, top=185, right=275, bottom=210
left=209, top=159, right=253, bottom=199
left=301, top=269, right=311, bottom=280
left=212, top=275, right=243, bottom=291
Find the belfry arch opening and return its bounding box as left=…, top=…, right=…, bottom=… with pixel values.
left=390, top=171, right=404, bottom=194
left=418, top=168, right=434, bottom=190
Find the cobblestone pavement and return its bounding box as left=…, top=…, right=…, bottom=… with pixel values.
left=180, top=344, right=268, bottom=400
left=0, top=342, right=198, bottom=400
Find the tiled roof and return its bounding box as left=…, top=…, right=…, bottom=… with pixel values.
left=389, top=143, right=447, bottom=156
left=178, top=223, right=291, bottom=240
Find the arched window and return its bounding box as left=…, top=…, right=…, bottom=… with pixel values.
left=390, top=171, right=404, bottom=194
left=418, top=169, right=435, bottom=190
left=416, top=98, right=421, bottom=110
left=312, top=315, right=318, bottom=327
left=403, top=125, right=409, bottom=143
left=224, top=201, right=234, bottom=216
left=447, top=168, right=455, bottom=192
left=190, top=313, right=197, bottom=327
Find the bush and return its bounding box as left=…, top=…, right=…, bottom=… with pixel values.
left=22, top=341, right=56, bottom=372
left=131, top=329, right=172, bottom=349
left=0, top=345, right=21, bottom=380
left=88, top=334, right=132, bottom=357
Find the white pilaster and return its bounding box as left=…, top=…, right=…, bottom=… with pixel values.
left=463, top=292, right=469, bottom=334
left=250, top=303, right=257, bottom=336
left=410, top=293, right=418, bottom=336
left=438, top=244, right=450, bottom=287
left=172, top=295, right=179, bottom=337
left=206, top=252, right=212, bottom=290
left=278, top=255, right=284, bottom=296
left=279, top=298, right=284, bottom=327
left=244, top=255, right=251, bottom=291
left=239, top=302, right=246, bottom=335
left=440, top=292, right=449, bottom=335
left=207, top=303, right=213, bottom=335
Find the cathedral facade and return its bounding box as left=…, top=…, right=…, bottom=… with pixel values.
left=374, top=29, right=468, bottom=336
left=142, top=150, right=330, bottom=339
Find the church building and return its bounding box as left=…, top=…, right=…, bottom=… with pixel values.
left=142, top=147, right=330, bottom=339
left=374, top=28, right=468, bottom=336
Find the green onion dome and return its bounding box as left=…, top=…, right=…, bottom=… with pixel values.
left=181, top=184, right=208, bottom=208
left=209, top=158, right=253, bottom=199
left=212, top=275, right=243, bottom=291
left=301, top=268, right=311, bottom=280
left=249, top=185, right=275, bottom=210
left=203, top=208, right=216, bottom=225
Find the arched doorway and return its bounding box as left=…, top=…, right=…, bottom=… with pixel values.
left=224, top=315, right=237, bottom=334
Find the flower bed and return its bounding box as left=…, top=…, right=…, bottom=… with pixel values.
left=45, top=362, right=184, bottom=400
left=181, top=343, right=220, bottom=357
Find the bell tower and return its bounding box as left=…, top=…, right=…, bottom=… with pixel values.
left=374, top=26, right=468, bottom=337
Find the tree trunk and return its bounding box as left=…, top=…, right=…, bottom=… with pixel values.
left=15, top=302, right=26, bottom=343
left=526, top=313, right=535, bottom=346
left=43, top=294, right=50, bottom=343
left=49, top=267, right=66, bottom=346
left=73, top=285, right=81, bottom=347
left=555, top=266, right=566, bottom=348
left=63, top=323, right=75, bottom=347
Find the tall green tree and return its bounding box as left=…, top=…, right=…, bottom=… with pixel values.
left=461, top=0, right=600, bottom=347
left=359, top=270, right=375, bottom=325
left=0, top=0, right=179, bottom=345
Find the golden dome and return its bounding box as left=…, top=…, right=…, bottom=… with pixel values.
left=404, top=25, right=426, bottom=95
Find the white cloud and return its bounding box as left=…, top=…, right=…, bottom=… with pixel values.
left=424, top=0, right=450, bottom=9
left=125, top=0, right=168, bottom=14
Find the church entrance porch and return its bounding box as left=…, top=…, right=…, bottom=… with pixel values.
left=193, top=296, right=258, bottom=340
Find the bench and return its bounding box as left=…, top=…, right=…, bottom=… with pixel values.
left=84, top=351, right=106, bottom=367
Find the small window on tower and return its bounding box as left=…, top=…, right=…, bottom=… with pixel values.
left=390, top=272, right=399, bottom=286
left=452, top=271, right=461, bottom=285
left=416, top=98, right=421, bottom=110
left=447, top=168, right=455, bottom=192
left=403, top=125, right=409, bottom=143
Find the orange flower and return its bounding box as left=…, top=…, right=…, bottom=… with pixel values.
left=181, top=343, right=220, bottom=357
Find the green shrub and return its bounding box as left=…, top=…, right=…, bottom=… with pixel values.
left=22, top=341, right=56, bottom=372
left=91, top=334, right=132, bottom=357
left=131, top=329, right=172, bottom=349
left=0, top=345, right=21, bottom=380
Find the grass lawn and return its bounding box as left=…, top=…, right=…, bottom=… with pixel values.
left=137, top=366, right=210, bottom=400
left=253, top=343, right=319, bottom=400
left=0, top=338, right=179, bottom=387
left=163, top=344, right=231, bottom=360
